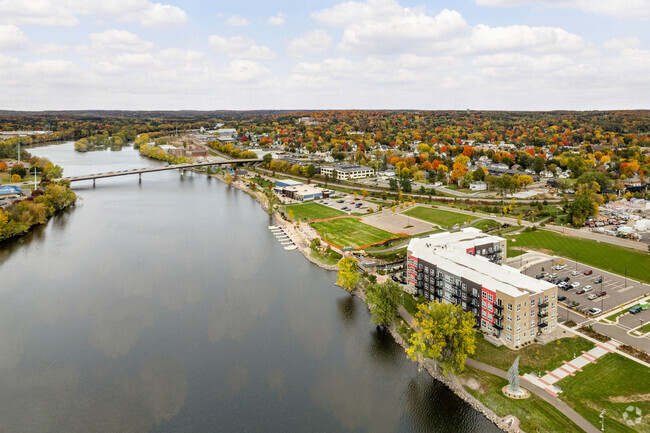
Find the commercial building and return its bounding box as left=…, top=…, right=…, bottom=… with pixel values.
left=406, top=228, right=557, bottom=349
left=274, top=180, right=330, bottom=201
left=469, top=181, right=487, bottom=191
left=320, top=164, right=374, bottom=180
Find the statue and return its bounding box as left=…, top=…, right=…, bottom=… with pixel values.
left=507, top=356, right=521, bottom=394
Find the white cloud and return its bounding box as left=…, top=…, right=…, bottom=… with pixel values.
left=602, top=37, right=641, bottom=51
left=224, top=59, right=270, bottom=82
left=226, top=15, right=250, bottom=27
left=0, top=25, right=28, bottom=51
left=28, top=42, right=70, bottom=55
left=208, top=35, right=275, bottom=60
left=84, top=29, right=154, bottom=54
left=463, top=24, right=586, bottom=54
left=0, top=0, right=187, bottom=28
left=287, top=30, right=333, bottom=57
left=473, top=0, right=650, bottom=19
left=267, top=13, right=286, bottom=26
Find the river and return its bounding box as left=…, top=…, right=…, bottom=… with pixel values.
left=0, top=141, right=500, bottom=433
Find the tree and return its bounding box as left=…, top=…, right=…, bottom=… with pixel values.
left=11, top=174, right=21, bottom=182
left=399, top=177, right=412, bottom=192
left=263, top=153, right=273, bottom=166
left=310, top=237, right=321, bottom=250
left=532, top=156, right=546, bottom=175
left=362, top=188, right=368, bottom=197
left=366, top=280, right=401, bottom=328
left=224, top=173, right=233, bottom=185
left=388, top=178, right=398, bottom=190
left=288, top=209, right=295, bottom=221
left=306, top=164, right=316, bottom=178
left=10, top=165, right=26, bottom=178
left=472, top=167, right=485, bottom=182
left=406, top=302, right=476, bottom=375
left=336, top=257, right=359, bottom=293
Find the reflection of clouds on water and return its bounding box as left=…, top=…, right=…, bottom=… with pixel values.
left=226, top=365, right=249, bottom=394
left=267, top=369, right=287, bottom=401
left=0, top=358, right=188, bottom=433
left=285, top=290, right=333, bottom=359
left=310, top=366, right=402, bottom=433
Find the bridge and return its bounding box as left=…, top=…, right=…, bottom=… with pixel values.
left=61, top=159, right=261, bottom=185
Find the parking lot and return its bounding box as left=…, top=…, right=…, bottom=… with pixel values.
left=524, top=258, right=650, bottom=317
left=319, top=195, right=376, bottom=214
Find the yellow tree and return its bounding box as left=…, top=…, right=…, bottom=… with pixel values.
left=336, top=257, right=359, bottom=293
left=362, top=188, right=368, bottom=197
left=11, top=174, right=21, bottom=182
left=407, top=302, right=476, bottom=375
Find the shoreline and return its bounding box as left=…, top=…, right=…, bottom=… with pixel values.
left=211, top=171, right=519, bottom=433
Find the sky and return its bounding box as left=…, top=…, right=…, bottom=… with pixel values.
left=0, top=0, right=648, bottom=111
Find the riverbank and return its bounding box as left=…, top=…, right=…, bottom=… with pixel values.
left=209, top=171, right=520, bottom=433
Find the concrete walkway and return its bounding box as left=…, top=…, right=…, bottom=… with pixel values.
left=397, top=305, right=600, bottom=433
left=522, top=340, right=621, bottom=397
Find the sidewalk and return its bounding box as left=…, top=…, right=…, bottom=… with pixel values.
left=522, top=340, right=621, bottom=397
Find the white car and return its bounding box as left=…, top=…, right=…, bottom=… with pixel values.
left=587, top=293, right=598, bottom=300
left=583, top=285, right=593, bottom=292
left=490, top=214, right=496, bottom=218
left=571, top=270, right=580, bottom=276
left=588, top=308, right=602, bottom=316
left=571, top=282, right=580, bottom=288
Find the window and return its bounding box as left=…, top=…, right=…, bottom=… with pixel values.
left=462, top=283, right=467, bottom=290
left=473, top=288, right=478, bottom=297
left=516, top=315, right=521, bottom=322
left=551, top=322, right=555, bottom=328
left=530, top=330, right=534, bottom=336
left=508, top=303, right=513, bottom=311
left=482, top=311, right=487, bottom=318
left=506, top=334, right=512, bottom=341
left=531, top=309, right=535, bottom=317
left=551, top=292, right=556, bottom=299
left=482, top=292, right=487, bottom=299
left=487, top=323, right=492, bottom=331
left=531, top=299, right=535, bottom=307
left=481, top=321, right=486, bottom=328
left=488, top=304, right=493, bottom=312
left=488, top=314, right=493, bottom=321
left=516, top=325, right=521, bottom=332
left=488, top=294, right=493, bottom=302
left=551, top=313, right=555, bottom=319
left=507, top=324, right=512, bottom=331
left=516, top=335, right=521, bottom=342
left=425, top=266, right=429, bottom=273
left=462, top=293, right=467, bottom=301
left=517, top=304, right=521, bottom=312
left=482, top=300, right=487, bottom=309
left=530, top=319, right=535, bottom=327
left=507, top=313, right=512, bottom=321
left=462, top=301, right=467, bottom=309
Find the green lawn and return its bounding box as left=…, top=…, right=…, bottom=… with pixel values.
left=310, top=218, right=402, bottom=249
left=402, top=206, right=476, bottom=229
left=284, top=202, right=344, bottom=222
left=558, top=353, right=650, bottom=433
left=638, top=322, right=650, bottom=334
left=471, top=219, right=501, bottom=232
left=310, top=248, right=342, bottom=266
left=366, top=247, right=407, bottom=262
left=506, top=229, right=650, bottom=284
left=461, top=366, right=584, bottom=433
left=507, top=248, right=527, bottom=258
left=605, top=306, right=635, bottom=322
left=472, top=334, right=595, bottom=374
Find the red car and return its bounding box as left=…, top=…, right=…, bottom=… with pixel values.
left=596, top=290, right=607, bottom=297
left=576, top=288, right=586, bottom=295
left=583, top=270, right=593, bottom=275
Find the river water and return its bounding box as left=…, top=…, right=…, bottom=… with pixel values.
left=0, top=142, right=499, bottom=433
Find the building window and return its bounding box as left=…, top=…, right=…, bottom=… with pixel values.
left=487, top=323, right=492, bottom=331
left=481, top=321, right=486, bottom=328
left=516, top=315, right=521, bottom=322
left=507, top=313, right=512, bottom=321
left=488, top=304, right=493, bottom=312
left=488, top=294, right=493, bottom=302
left=551, top=313, right=555, bottom=319
left=531, top=299, right=535, bottom=307
left=552, top=292, right=556, bottom=299
left=508, top=303, right=512, bottom=311
left=530, top=319, right=535, bottom=327
left=462, top=302, right=467, bottom=309
left=506, top=334, right=512, bottom=341
left=482, top=300, right=487, bottom=308
left=425, top=266, right=429, bottom=273
left=517, top=304, right=521, bottom=312
left=516, top=335, right=521, bottom=342
left=462, top=293, right=467, bottom=301
left=462, top=283, right=467, bottom=290
left=507, top=324, right=512, bottom=331
left=530, top=330, right=534, bottom=336
left=482, top=311, right=487, bottom=318
left=488, top=314, right=493, bottom=321
left=551, top=322, right=555, bottom=328
left=482, top=292, right=487, bottom=299
left=516, top=325, right=521, bottom=332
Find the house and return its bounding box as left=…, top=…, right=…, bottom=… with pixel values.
left=407, top=228, right=557, bottom=349
left=469, top=181, right=487, bottom=191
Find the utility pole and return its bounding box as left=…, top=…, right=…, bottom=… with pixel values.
left=17, top=142, right=20, bottom=164
left=32, top=167, right=38, bottom=190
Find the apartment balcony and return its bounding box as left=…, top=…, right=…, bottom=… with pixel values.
left=539, top=302, right=548, bottom=309
left=494, top=304, right=504, bottom=311
left=493, top=323, right=503, bottom=330
left=538, top=322, right=548, bottom=329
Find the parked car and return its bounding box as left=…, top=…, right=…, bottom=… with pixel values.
left=588, top=308, right=602, bottom=316
left=630, top=305, right=643, bottom=314
left=571, top=282, right=580, bottom=288
left=587, top=294, right=598, bottom=300
left=594, top=277, right=603, bottom=284
left=583, top=269, right=593, bottom=275
left=595, top=290, right=606, bottom=297
left=558, top=295, right=567, bottom=302
left=558, top=282, right=568, bottom=289
left=583, top=285, right=593, bottom=292
left=562, top=277, right=570, bottom=283
left=550, top=273, right=558, bottom=278
left=535, top=274, right=544, bottom=279
left=391, top=275, right=400, bottom=283
left=576, top=288, right=586, bottom=295
left=337, top=200, right=344, bottom=203
left=571, top=270, right=580, bottom=276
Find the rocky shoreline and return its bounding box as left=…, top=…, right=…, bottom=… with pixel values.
left=212, top=172, right=520, bottom=433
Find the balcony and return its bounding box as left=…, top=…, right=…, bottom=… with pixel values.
left=538, top=322, right=548, bottom=328
left=469, top=292, right=479, bottom=299
left=493, top=312, right=503, bottom=320
left=494, top=304, right=503, bottom=311
left=493, top=323, right=503, bottom=330
left=538, top=311, right=548, bottom=318
left=539, top=302, right=548, bottom=309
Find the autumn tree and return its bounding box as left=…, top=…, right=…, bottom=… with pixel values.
left=406, top=302, right=476, bottom=375
left=365, top=279, right=401, bottom=328
left=336, top=257, right=359, bottom=293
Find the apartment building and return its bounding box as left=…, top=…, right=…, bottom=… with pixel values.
left=320, top=164, right=375, bottom=180
left=406, top=228, right=557, bottom=349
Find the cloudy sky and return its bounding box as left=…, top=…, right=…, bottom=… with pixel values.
left=0, top=0, right=648, bottom=110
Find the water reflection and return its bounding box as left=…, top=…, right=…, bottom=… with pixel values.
left=337, top=294, right=358, bottom=324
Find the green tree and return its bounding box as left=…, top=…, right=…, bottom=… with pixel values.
left=388, top=178, right=398, bottom=191
left=532, top=156, right=546, bottom=175
left=263, top=153, right=273, bottom=166
left=406, top=302, right=476, bottom=375
left=336, top=257, right=359, bottom=293
left=365, top=279, right=401, bottom=328
left=306, top=164, right=316, bottom=178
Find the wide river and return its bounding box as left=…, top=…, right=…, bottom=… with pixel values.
left=0, top=142, right=500, bottom=433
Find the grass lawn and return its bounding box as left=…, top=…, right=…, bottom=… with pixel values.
left=284, top=202, right=344, bottom=222
left=461, top=366, right=584, bottom=433
left=507, top=248, right=527, bottom=258
left=637, top=322, right=650, bottom=334
left=605, top=306, right=635, bottom=322
left=402, top=206, right=476, bottom=229
left=310, top=218, right=402, bottom=249
left=471, top=333, right=595, bottom=374
left=367, top=247, right=407, bottom=262
left=310, top=248, right=342, bottom=266
left=558, top=353, right=650, bottom=433
left=400, top=292, right=422, bottom=317
left=506, top=229, right=650, bottom=284
left=471, top=219, right=501, bottom=232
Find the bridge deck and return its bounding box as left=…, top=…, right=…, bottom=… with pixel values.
left=62, top=159, right=260, bottom=182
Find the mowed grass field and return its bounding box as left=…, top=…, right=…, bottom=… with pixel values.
left=558, top=353, right=650, bottom=433
left=402, top=206, right=475, bottom=229
left=506, top=229, right=650, bottom=284
left=310, top=218, right=401, bottom=249
left=284, top=202, right=344, bottom=222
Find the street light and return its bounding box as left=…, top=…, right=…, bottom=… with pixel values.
left=31, top=167, right=38, bottom=190
left=599, top=410, right=605, bottom=432
left=575, top=252, right=579, bottom=271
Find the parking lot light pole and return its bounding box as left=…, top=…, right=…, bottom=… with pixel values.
left=575, top=252, right=578, bottom=271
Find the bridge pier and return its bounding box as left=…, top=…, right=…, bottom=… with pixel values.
left=180, top=169, right=184, bottom=177
left=139, top=173, right=142, bottom=183
left=93, top=178, right=95, bottom=187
